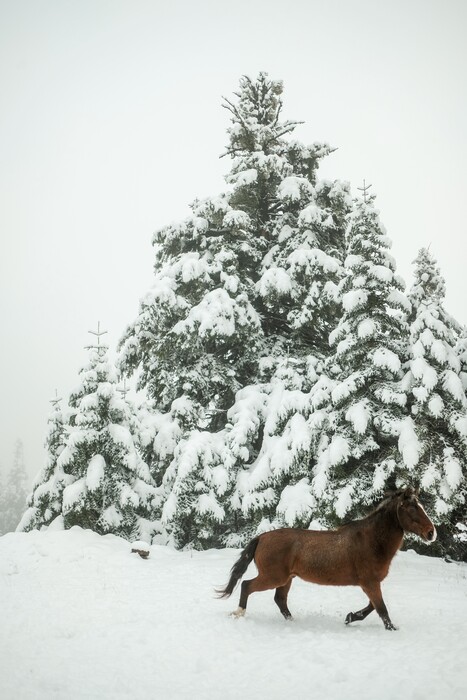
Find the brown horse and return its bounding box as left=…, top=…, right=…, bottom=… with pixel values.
left=218, top=487, right=436, bottom=630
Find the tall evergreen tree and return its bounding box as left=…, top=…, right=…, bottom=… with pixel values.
left=224, top=74, right=352, bottom=366
left=233, top=102, right=352, bottom=534
left=311, top=192, right=411, bottom=523
left=118, top=73, right=350, bottom=547
left=403, top=248, right=467, bottom=551
left=18, top=395, right=72, bottom=532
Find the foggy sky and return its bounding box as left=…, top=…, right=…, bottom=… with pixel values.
left=1, top=0, right=466, bottom=485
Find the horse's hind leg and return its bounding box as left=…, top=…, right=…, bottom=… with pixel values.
left=274, top=579, right=293, bottom=620
left=231, top=575, right=281, bottom=618
left=345, top=601, right=374, bottom=625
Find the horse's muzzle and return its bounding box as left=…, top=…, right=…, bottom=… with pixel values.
left=425, top=528, right=437, bottom=543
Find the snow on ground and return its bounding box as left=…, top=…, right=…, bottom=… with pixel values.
left=0, top=528, right=466, bottom=700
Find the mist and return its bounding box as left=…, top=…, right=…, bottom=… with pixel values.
left=1, top=0, right=466, bottom=487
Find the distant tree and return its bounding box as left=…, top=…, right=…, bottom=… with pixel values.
left=0, top=471, right=4, bottom=535
left=1, top=440, right=29, bottom=533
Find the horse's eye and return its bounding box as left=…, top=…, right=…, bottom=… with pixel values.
left=408, top=503, right=418, bottom=513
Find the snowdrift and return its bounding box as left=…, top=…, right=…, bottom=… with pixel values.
left=0, top=528, right=466, bottom=700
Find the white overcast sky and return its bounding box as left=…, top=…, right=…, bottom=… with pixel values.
left=1, top=0, right=466, bottom=483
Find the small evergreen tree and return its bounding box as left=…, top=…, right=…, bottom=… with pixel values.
left=59, top=330, right=158, bottom=542
left=18, top=395, right=72, bottom=532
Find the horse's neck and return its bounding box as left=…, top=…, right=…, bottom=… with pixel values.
left=368, top=505, right=404, bottom=556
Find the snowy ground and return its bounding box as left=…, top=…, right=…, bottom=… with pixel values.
left=1, top=528, right=466, bottom=700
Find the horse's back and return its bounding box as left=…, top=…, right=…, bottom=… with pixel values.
left=255, top=527, right=360, bottom=586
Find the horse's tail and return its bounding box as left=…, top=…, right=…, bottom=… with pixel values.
left=216, top=536, right=260, bottom=598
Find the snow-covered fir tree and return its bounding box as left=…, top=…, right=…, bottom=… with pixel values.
left=1, top=439, right=28, bottom=533
left=117, top=80, right=270, bottom=546
left=59, top=331, right=158, bottom=542
left=118, top=73, right=354, bottom=547
left=227, top=365, right=334, bottom=537
left=118, top=183, right=262, bottom=546
left=19, top=73, right=464, bottom=554
left=223, top=74, right=350, bottom=358
left=402, top=248, right=467, bottom=545
left=18, top=395, right=73, bottom=532
left=231, top=88, right=353, bottom=533
left=310, top=192, right=411, bottom=523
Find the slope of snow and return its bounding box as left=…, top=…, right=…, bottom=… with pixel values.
left=0, top=528, right=466, bottom=700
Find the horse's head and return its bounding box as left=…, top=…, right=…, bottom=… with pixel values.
left=396, top=488, right=437, bottom=543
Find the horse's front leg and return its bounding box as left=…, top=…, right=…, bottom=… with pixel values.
left=345, top=600, right=374, bottom=625
left=360, top=581, right=397, bottom=631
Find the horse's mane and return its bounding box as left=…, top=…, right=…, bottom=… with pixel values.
left=337, top=487, right=418, bottom=529
left=372, top=487, right=417, bottom=515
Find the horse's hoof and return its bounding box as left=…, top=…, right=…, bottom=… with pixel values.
left=345, top=613, right=354, bottom=625
left=384, top=618, right=398, bottom=631
left=230, top=607, right=246, bottom=619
